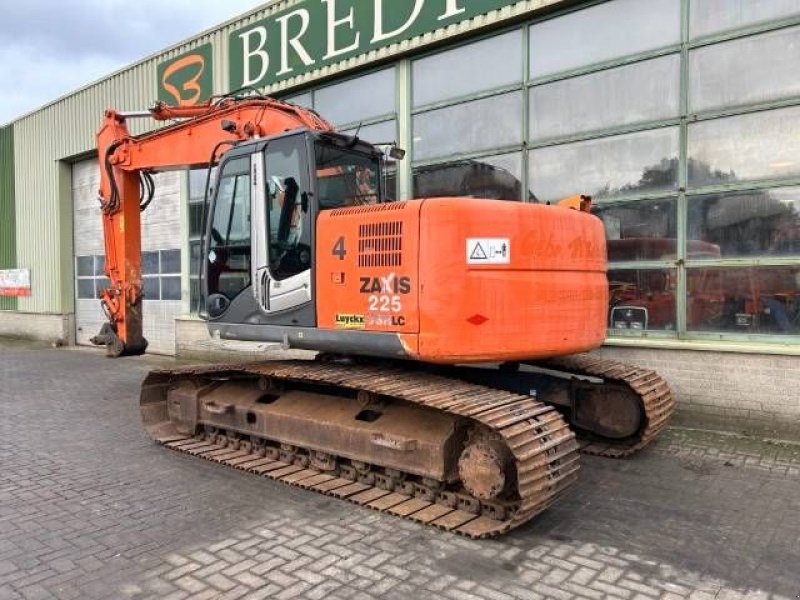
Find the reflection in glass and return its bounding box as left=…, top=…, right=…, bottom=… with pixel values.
left=687, top=267, right=800, bottom=334
left=413, top=92, right=523, bottom=161
left=690, top=0, right=800, bottom=38
left=608, top=269, right=677, bottom=331
left=690, top=26, right=800, bottom=112
left=530, top=128, right=679, bottom=203
left=315, top=68, right=395, bottom=126
left=531, top=55, right=680, bottom=141
left=413, top=153, right=523, bottom=200
left=688, top=187, right=800, bottom=258
left=595, top=198, right=677, bottom=251
left=413, top=30, right=522, bottom=107
left=688, top=106, right=800, bottom=187
left=530, top=0, right=679, bottom=78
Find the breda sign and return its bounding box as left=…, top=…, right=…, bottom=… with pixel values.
left=229, top=0, right=521, bottom=90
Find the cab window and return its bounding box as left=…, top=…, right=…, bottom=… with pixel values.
left=207, top=157, right=251, bottom=300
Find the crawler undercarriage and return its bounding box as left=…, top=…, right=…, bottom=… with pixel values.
left=141, top=354, right=673, bottom=538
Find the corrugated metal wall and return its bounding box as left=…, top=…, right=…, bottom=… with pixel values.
left=9, top=0, right=569, bottom=315
left=0, top=125, right=16, bottom=310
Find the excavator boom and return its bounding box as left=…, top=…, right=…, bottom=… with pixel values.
left=92, top=97, right=333, bottom=355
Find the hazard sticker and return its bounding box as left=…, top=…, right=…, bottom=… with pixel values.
left=466, top=238, right=511, bottom=265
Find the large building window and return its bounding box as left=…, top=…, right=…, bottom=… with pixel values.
left=690, top=0, right=800, bottom=39
left=270, top=0, right=800, bottom=346
left=411, top=31, right=526, bottom=200
left=530, top=128, right=680, bottom=203
left=688, top=106, right=800, bottom=187
left=529, top=0, right=680, bottom=78
left=689, top=25, right=800, bottom=112
left=530, top=55, right=680, bottom=142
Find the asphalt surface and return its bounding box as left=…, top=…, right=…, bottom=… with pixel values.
left=1, top=339, right=798, bottom=599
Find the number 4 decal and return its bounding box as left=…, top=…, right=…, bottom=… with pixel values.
left=332, top=236, right=347, bottom=260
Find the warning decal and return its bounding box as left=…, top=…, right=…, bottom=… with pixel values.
left=466, top=238, right=511, bottom=265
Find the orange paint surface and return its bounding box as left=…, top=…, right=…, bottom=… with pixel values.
left=317, top=198, right=608, bottom=363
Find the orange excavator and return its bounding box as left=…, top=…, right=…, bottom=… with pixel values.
left=92, top=95, right=674, bottom=538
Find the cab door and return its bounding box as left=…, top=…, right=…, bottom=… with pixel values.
left=251, top=134, right=314, bottom=319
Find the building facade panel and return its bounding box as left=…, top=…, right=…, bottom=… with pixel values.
left=0, top=125, right=16, bottom=311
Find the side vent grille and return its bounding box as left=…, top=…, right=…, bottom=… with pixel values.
left=359, top=221, right=403, bottom=268
left=330, top=201, right=407, bottom=217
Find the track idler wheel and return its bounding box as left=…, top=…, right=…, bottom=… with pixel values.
left=457, top=429, right=513, bottom=501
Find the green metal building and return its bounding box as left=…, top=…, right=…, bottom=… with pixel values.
left=0, top=0, right=799, bottom=435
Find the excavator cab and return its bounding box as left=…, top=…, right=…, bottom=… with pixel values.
left=203, top=130, right=384, bottom=329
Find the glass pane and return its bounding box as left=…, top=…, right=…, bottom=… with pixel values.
left=208, top=156, right=252, bottom=301
left=608, top=269, right=677, bottom=331
left=691, top=0, right=800, bottom=38
left=189, top=241, right=202, bottom=276
left=688, top=187, right=800, bottom=258
left=413, top=153, right=523, bottom=200
left=687, top=266, right=800, bottom=334
left=690, top=26, right=800, bottom=112
left=315, top=142, right=382, bottom=209
left=160, top=249, right=181, bottom=274
left=94, top=255, right=105, bottom=276
left=76, top=278, right=95, bottom=299
left=340, top=120, right=397, bottom=145
left=190, top=278, right=201, bottom=313
left=285, top=92, right=313, bottom=109
left=688, top=106, right=800, bottom=187
left=267, top=137, right=313, bottom=281
left=142, top=251, right=159, bottom=276
left=530, top=127, right=679, bottom=203
left=161, top=276, right=181, bottom=301
left=189, top=202, right=204, bottom=239
left=596, top=198, right=678, bottom=257
left=413, top=92, right=523, bottom=161
left=76, top=256, right=94, bottom=277
left=530, top=0, right=680, bottom=78
left=315, top=68, right=395, bottom=126
left=530, top=55, right=680, bottom=141
left=413, top=30, right=522, bottom=107
left=189, top=167, right=215, bottom=203
left=142, top=276, right=159, bottom=301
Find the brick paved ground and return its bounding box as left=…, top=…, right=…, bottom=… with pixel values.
left=1, top=339, right=798, bottom=600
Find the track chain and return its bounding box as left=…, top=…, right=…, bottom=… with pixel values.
left=536, top=353, right=675, bottom=458
left=144, top=360, right=580, bottom=538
